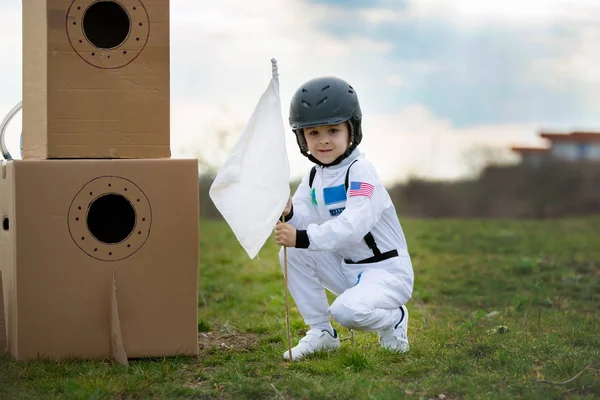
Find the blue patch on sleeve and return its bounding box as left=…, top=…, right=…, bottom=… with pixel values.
left=323, top=184, right=346, bottom=205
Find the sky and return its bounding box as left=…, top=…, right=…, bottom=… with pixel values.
left=2, top=0, right=600, bottom=184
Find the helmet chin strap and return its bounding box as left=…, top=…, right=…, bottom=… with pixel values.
left=307, top=143, right=356, bottom=167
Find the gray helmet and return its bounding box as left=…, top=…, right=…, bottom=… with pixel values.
left=289, top=76, right=362, bottom=166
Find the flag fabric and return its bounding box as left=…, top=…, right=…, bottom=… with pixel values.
left=349, top=181, right=374, bottom=198
left=209, top=60, right=290, bottom=259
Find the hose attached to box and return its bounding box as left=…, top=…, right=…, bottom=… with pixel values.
left=0, top=101, right=22, bottom=161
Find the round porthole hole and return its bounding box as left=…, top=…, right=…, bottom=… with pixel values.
left=87, top=194, right=135, bottom=244
left=83, top=1, right=131, bottom=49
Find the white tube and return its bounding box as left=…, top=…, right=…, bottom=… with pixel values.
left=0, top=101, right=22, bottom=160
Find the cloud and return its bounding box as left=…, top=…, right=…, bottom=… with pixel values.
left=165, top=0, right=400, bottom=180
left=0, top=5, right=22, bottom=115
left=309, top=0, right=600, bottom=27
left=528, top=25, right=600, bottom=86
left=396, top=0, right=600, bottom=26
left=167, top=0, right=396, bottom=130
left=360, top=8, right=406, bottom=25
left=305, top=0, right=600, bottom=130
left=358, top=105, right=544, bottom=184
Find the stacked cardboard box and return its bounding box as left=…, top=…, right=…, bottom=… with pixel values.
left=0, top=0, right=199, bottom=363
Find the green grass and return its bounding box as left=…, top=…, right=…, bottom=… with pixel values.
left=2, top=216, right=600, bottom=399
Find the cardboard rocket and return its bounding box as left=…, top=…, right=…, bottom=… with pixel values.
left=22, top=0, right=170, bottom=159
left=0, top=0, right=199, bottom=362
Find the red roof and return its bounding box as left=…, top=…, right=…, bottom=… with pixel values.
left=510, top=146, right=549, bottom=153
left=539, top=131, right=600, bottom=143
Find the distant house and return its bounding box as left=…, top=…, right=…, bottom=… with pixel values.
left=511, top=131, right=600, bottom=167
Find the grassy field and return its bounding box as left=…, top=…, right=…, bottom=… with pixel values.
left=1, top=216, right=599, bottom=399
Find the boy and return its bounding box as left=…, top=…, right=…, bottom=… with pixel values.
left=274, top=76, right=414, bottom=361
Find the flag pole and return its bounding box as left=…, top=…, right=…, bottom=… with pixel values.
left=281, top=214, right=292, bottom=362
left=272, top=58, right=293, bottom=362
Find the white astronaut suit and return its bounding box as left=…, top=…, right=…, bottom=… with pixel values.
left=279, top=148, right=414, bottom=333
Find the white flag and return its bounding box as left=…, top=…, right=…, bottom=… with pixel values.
left=209, top=60, right=290, bottom=259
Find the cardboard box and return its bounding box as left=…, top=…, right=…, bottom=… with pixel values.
left=22, top=0, right=170, bottom=159
left=0, top=158, right=199, bottom=361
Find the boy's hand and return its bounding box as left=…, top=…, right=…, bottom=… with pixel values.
left=274, top=221, right=296, bottom=247
left=282, top=197, right=292, bottom=217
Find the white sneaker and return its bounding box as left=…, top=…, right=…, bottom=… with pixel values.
left=378, top=305, right=409, bottom=352
left=283, top=328, right=340, bottom=361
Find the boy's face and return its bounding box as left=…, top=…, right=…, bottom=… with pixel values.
left=303, top=122, right=350, bottom=164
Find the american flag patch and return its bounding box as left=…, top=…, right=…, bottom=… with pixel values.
left=349, top=181, right=374, bottom=198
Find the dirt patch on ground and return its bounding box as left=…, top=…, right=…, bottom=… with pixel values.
left=197, top=331, right=261, bottom=353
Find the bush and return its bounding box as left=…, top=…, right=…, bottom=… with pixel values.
left=392, top=161, right=600, bottom=218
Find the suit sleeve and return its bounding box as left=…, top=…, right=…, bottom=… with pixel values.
left=301, top=160, right=389, bottom=251
left=284, top=172, right=318, bottom=230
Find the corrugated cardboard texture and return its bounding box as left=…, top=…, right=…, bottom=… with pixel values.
left=22, top=0, right=170, bottom=159
left=0, top=271, right=6, bottom=355
left=0, top=158, right=199, bottom=360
